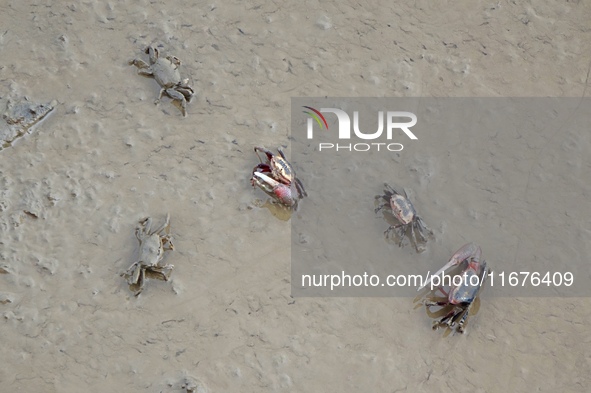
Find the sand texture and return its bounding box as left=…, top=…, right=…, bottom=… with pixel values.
left=1, top=1, right=590, bottom=392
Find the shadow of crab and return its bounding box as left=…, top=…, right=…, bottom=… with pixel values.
left=252, top=198, right=293, bottom=221
left=126, top=269, right=173, bottom=294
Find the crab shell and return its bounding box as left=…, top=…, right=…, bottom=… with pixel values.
left=255, top=147, right=296, bottom=185
left=271, top=155, right=295, bottom=185
left=449, top=263, right=482, bottom=304
left=389, top=194, right=416, bottom=225
left=152, top=56, right=182, bottom=88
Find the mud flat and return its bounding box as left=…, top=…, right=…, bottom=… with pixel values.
left=1, top=1, right=590, bottom=392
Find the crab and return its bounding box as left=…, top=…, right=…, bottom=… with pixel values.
left=121, top=214, right=174, bottom=296
left=253, top=147, right=307, bottom=197
left=375, top=183, right=433, bottom=251
left=251, top=146, right=307, bottom=209
left=129, top=46, right=194, bottom=117
left=418, top=242, right=489, bottom=333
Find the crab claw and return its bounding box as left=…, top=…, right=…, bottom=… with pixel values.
left=166, top=55, right=181, bottom=68
left=417, top=242, right=482, bottom=291
left=252, top=172, right=296, bottom=207
left=253, top=146, right=275, bottom=163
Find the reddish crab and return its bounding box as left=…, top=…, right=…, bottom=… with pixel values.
left=251, top=146, right=307, bottom=208
left=375, top=183, right=432, bottom=251
left=253, top=147, right=307, bottom=197
left=418, top=242, right=489, bottom=333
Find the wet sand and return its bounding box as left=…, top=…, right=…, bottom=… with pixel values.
left=1, top=1, right=590, bottom=392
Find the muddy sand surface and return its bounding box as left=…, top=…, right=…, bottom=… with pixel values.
left=1, top=1, right=590, bottom=392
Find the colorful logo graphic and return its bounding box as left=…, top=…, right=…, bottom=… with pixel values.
left=302, top=106, right=329, bottom=130
left=302, top=104, right=418, bottom=152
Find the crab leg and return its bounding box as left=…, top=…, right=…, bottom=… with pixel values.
left=134, top=268, right=146, bottom=296
left=164, top=89, right=188, bottom=117
left=417, top=242, right=481, bottom=291
left=424, top=299, right=451, bottom=307
left=415, top=217, right=432, bottom=242
left=121, top=262, right=140, bottom=285
left=146, top=264, right=174, bottom=281
left=374, top=199, right=389, bottom=214
left=456, top=265, right=487, bottom=333
left=155, top=88, right=166, bottom=104
left=253, top=163, right=273, bottom=175
left=441, top=307, right=463, bottom=326
left=409, top=224, right=418, bottom=251
left=447, top=307, right=469, bottom=329
left=161, top=235, right=174, bottom=251
left=384, top=223, right=405, bottom=243
left=146, top=46, right=159, bottom=63
left=129, top=59, right=152, bottom=71
left=152, top=213, right=171, bottom=235
left=294, top=177, right=308, bottom=198
left=254, top=146, right=275, bottom=164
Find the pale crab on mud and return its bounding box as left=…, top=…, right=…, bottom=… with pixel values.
left=121, top=214, right=174, bottom=296
left=418, top=242, right=489, bottom=333
left=129, top=46, right=194, bottom=117
left=375, top=183, right=433, bottom=252
left=250, top=146, right=307, bottom=209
